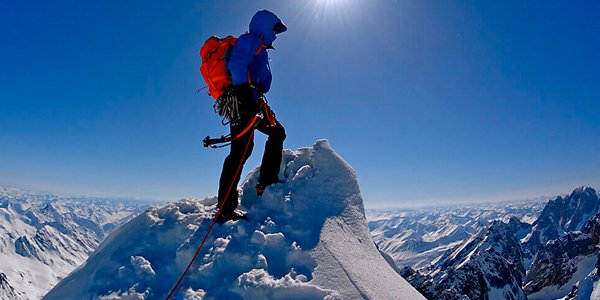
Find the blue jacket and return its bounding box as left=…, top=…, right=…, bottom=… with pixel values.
left=228, top=10, right=286, bottom=94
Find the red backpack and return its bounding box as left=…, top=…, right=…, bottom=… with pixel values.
left=200, top=36, right=237, bottom=100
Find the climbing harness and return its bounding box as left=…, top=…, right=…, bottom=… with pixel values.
left=203, top=99, right=276, bottom=148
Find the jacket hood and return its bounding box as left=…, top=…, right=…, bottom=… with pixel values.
left=249, top=10, right=286, bottom=47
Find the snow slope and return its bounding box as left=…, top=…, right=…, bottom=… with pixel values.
left=45, top=140, right=424, bottom=299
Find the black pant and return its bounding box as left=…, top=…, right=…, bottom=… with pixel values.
left=217, top=112, right=286, bottom=214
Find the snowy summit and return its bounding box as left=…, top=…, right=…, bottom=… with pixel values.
left=45, top=140, right=424, bottom=299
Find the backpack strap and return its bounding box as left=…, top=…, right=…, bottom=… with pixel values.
left=254, top=36, right=267, bottom=56
left=247, top=36, right=268, bottom=84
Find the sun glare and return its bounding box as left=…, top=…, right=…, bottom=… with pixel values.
left=318, top=0, right=348, bottom=5
left=301, top=0, right=361, bottom=26
left=314, top=0, right=355, bottom=10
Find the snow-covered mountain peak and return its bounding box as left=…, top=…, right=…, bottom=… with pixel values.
left=571, top=185, right=597, bottom=196
left=45, top=140, right=424, bottom=299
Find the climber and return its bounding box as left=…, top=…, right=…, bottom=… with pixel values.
left=216, top=10, right=287, bottom=222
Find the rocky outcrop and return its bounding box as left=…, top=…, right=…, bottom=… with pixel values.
left=524, top=232, right=597, bottom=294
left=522, top=187, right=599, bottom=262
left=0, top=273, right=21, bottom=300
left=524, top=212, right=600, bottom=298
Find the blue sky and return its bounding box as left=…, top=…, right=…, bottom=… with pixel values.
left=1, top=0, right=599, bottom=207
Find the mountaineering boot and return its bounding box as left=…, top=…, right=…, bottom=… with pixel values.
left=255, top=180, right=285, bottom=196
left=217, top=210, right=247, bottom=223
left=255, top=182, right=266, bottom=196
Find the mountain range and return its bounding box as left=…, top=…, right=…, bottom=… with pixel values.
left=368, top=186, right=600, bottom=299
left=0, top=187, right=152, bottom=299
